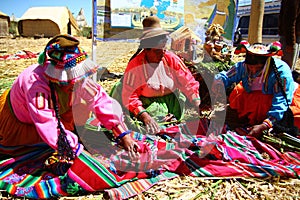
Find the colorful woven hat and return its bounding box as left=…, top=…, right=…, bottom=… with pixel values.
left=140, top=16, right=169, bottom=40
left=39, top=34, right=99, bottom=85
left=234, top=40, right=283, bottom=57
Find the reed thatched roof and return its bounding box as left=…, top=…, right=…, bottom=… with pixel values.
left=18, top=6, right=79, bottom=37
left=0, top=11, right=10, bottom=36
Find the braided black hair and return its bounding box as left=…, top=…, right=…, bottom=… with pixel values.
left=49, top=82, right=75, bottom=160
left=270, top=57, right=299, bottom=136
left=129, top=46, right=143, bottom=62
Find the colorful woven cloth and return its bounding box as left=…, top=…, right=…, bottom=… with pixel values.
left=0, top=50, right=38, bottom=60
left=1, top=122, right=300, bottom=199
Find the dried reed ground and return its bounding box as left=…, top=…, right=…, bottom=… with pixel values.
left=0, top=37, right=300, bottom=200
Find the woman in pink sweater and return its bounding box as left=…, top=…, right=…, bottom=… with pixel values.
left=0, top=34, right=140, bottom=162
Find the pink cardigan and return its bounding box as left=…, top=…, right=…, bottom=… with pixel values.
left=10, top=62, right=126, bottom=154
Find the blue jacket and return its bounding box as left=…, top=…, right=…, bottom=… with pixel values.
left=215, top=57, right=295, bottom=121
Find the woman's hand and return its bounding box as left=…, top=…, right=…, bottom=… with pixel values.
left=120, top=134, right=140, bottom=161
left=248, top=123, right=269, bottom=138
left=139, top=112, right=160, bottom=134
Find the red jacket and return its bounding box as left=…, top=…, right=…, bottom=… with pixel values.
left=122, top=50, right=200, bottom=116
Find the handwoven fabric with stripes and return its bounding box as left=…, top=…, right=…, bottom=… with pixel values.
left=0, top=122, right=300, bottom=199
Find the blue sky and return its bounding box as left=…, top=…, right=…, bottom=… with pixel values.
left=0, top=0, right=269, bottom=26
left=1, top=0, right=93, bottom=26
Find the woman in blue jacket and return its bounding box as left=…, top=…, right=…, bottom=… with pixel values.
left=212, top=40, right=300, bottom=137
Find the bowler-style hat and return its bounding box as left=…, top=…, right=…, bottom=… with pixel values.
left=140, top=16, right=169, bottom=40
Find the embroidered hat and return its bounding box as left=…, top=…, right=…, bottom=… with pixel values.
left=234, top=40, right=283, bottom=57
left=140, top=16, right=169, bottom=40
left=39, top=34, right=99, bottom=85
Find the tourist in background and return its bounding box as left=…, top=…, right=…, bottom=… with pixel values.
left=279, top=0, right=300, bottom=70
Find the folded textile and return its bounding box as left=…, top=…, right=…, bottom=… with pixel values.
left=1, top=122, right=300, bottom=200
left=0, top=50, right=38, bottom=60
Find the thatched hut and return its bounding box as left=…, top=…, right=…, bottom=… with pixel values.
left=18, top=7, right=79, bottom=38
left=169, top=26, right=202, bottom=61
left=0, top=11, right=10, bottom=37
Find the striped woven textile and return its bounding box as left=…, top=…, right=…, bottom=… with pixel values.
left=0, top=122, right=300, bottom=199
